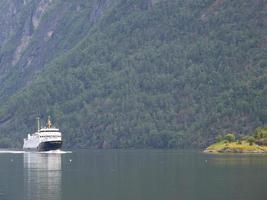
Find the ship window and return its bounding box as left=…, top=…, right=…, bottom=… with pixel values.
left=40, top=130, right=59, bottom=132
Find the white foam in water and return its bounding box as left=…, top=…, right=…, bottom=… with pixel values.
left=0, top=149, right=72, bottom=154
left=39, top=150, right=72, bottom=154
left=0, top=150, right=26, bottom=154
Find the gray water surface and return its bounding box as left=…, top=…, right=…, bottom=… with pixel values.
left=0, top=150, right=267, bottom=200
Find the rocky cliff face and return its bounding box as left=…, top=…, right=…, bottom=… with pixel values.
left=0, top=0, right=114, bottom=102
left=0, top=0, right=54, bottom=99
left=0, top=0, right=25, bottom=47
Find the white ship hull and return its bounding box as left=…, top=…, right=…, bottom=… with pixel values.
left=23, top=139, right=62, bottom=151
left=23, top=124, right=62, bottom=151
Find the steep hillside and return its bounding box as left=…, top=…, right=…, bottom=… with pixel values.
left=0, top=0, right=266, bottom=148
left=0, top=0, right=114, bottom=102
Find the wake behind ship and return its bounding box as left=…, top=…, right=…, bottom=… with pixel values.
left=23, top=117, right=62, bottom=151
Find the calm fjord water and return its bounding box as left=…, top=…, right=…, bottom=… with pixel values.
left=0, top=150, right=267, bottom=200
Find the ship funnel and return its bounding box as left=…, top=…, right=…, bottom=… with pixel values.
left=47, top=116, right=52, bottom=128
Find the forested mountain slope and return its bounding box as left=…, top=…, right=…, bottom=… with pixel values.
left=0, top=0, right=113, bottom=102
left=0, top=0, right=266, bottom=148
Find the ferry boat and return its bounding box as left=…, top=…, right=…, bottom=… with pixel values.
left=23, top=116, right=62, bottom=151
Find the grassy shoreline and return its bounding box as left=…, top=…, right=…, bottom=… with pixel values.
left=204, top=141, right=267, bottom=153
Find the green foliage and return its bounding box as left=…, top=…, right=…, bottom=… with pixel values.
left=216, top=135, right=223, bottom=143
left=247, top=136, right=255, bottom=146
left=224, top=134, right=236, bottom=143
left=207, top=140, right=267, bottom=153
left=0, top=0, right=267, bottom=148
left=254, top=127, right=267, bottom=139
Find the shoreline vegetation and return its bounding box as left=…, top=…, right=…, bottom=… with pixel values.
left=204, top=127, right=267, bottom=153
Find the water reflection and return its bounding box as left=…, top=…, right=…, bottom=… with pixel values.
left=23, top=153, right=62, bottom=200
left=206, top=154, right=267, bottom=166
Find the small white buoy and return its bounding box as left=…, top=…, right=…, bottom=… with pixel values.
left=10, top=159, right=14, bottom=162
left=205, top=159, right=208, bottom=163
left=69, top=159, right=72, bottom=163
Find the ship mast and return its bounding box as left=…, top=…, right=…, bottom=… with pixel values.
left=37, top=117, right=40, bottom=132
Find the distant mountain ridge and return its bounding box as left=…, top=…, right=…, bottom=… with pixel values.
left=0, top=0, right=266, bottom=148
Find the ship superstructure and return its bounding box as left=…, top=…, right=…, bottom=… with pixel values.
left=23, top=117, right=62, bottom=151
